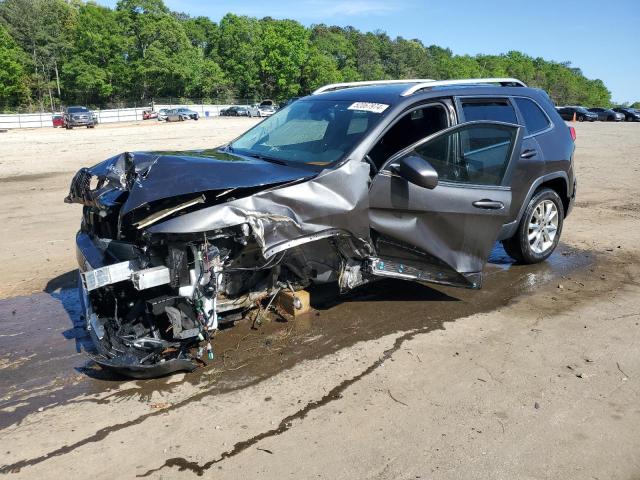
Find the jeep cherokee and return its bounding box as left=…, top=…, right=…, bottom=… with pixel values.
left=66, top=77, right=576, bottom=377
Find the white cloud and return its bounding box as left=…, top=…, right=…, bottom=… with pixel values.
left=303, top=0, right=401, bottom=17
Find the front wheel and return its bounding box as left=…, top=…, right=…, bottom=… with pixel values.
left=502, top=188, right=564, bottom=264
left=578, top=115, right=584, bottom=122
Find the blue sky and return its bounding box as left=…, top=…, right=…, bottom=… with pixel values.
left=98, top=0, right=640, bottom=103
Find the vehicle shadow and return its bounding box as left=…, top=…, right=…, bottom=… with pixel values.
left=310, top=277, right=460, bottom=310
left=44, top=269, right=94, bottom=355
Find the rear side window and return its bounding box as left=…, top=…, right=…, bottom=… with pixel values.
left=460, top=99, right=517, bottom=124
left=514, top=98, right=551, bottom=135
left=414, top=123, right=517, bottom=186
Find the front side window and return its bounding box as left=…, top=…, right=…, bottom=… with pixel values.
left=515, top=97, right=551, bottom=135
left=460, top=99, right=517, bottom=124
left=413, top=123, right=517, bottom=186
left=230, top=99, right=385, bottom=166
left=369, top=104, right=449, bottom=169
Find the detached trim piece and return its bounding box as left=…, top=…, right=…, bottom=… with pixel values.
left=133, top=195, right=206, bottom=229
left=263, top=228, right=351, bottom=258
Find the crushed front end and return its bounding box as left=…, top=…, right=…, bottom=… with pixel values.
left=66, top=150, right=373, bottom=378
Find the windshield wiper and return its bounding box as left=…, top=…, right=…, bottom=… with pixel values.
left=242, top=151, right=287, bottom=166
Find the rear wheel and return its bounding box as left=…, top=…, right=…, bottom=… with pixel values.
left=578, top=115, right=584, bottom=122
left=502, top=188, right=564, bottom=264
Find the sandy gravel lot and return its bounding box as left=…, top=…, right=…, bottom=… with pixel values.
left=0, top=120, right=639, bottom=479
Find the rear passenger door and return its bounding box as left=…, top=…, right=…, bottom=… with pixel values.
left=457, top=97, right=545, bottom=223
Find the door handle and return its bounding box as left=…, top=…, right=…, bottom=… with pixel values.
left=520, top=149, right=537, bottom=159
left=473, top=199, right=504, bottom=210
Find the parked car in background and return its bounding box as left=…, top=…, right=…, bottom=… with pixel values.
left=612, top=107, right=640, bottom=122
left=557, top=106, right=598, bottom=122
left=176, top=107, right=199, bottom=120
left=157, top=109, right=169, bottom=121
left=587, top=107, right=624, bottom=122
left=163, top=109, right=181, bottom=122
left=52, top=113, right=64, bottom=128
left=163, top=108, right=199, bottom=122
left=63, top=106, right=96, bottom=129
left=220, top=106, right=255, bottom=117
left=142, top=110, right=158, bottom=120
left=66, top=77, right=577, bottom=377
left=247, top=104, right=262, bottom=117
left=258, top=105, right=277, bottom=117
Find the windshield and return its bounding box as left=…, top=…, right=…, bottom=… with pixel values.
left=68, top=107, right=89, bottom=113
left=230, top=99, right=385, bottom=166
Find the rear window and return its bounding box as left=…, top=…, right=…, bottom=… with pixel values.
left=514, top=98, right=551, bottom=135
left=461, top=99, right=517, bottom=124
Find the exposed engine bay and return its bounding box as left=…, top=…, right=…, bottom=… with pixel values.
left=66, top=150, right=377, bottom=378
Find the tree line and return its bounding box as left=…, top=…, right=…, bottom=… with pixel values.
left=0, top=0, right=633, bottom=112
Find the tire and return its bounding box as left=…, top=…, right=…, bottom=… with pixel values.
left=502, top=188, right=564, bottom=264
left=578, top=115, right=584, bottom=122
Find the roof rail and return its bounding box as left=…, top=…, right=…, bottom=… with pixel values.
left=400, top=77, right=527, bottom=96
left=312, top=79, right=435, bottom=95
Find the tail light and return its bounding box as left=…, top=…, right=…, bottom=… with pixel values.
left=569, top=126, right=576, bottom=141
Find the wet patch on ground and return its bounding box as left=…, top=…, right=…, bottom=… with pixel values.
left=0, top=243, right=595, bottom=431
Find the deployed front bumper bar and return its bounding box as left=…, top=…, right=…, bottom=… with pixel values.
left=76, top=232, right=170, bottom=292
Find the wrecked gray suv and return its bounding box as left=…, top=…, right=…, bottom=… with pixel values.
left=66, top=78, right=576, bottom=378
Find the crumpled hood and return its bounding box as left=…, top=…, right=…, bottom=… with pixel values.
left=84, top=148, right=315, bottom=215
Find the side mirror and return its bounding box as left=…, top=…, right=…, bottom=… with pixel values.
left=389, top=154, right=438, bottom=190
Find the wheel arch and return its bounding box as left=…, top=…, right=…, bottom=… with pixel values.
left=521, top=172, right=569, bottom=218
left=499, top=172, right=569, bottom=240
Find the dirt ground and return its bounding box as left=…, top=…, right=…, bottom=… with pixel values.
left=0, top=119, right=639, bottom=479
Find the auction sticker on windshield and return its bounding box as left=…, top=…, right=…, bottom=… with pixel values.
left=348, top=102, right=389, bottom=113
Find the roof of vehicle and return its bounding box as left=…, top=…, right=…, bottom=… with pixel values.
left=303, top=82, right=550, bottom=109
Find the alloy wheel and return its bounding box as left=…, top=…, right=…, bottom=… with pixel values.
left=528, top=199, right=559, bottom=254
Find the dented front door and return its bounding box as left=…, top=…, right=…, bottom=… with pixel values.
left=369, top=121, right=523, bottom=288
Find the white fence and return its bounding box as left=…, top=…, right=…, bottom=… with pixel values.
left=0, top=103, right=237, bottom=130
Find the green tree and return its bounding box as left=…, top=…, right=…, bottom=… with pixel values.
left=217, top=14, right=262, bottom=98
left=0, top=23, right=29, bottom=109
left=0, top=0, right=75, bottom=109
left=309, top=25, right=359, bottom=80
left=61, top=3, right=127, bottom=105
left=258, top=18, right=308, bottom=98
